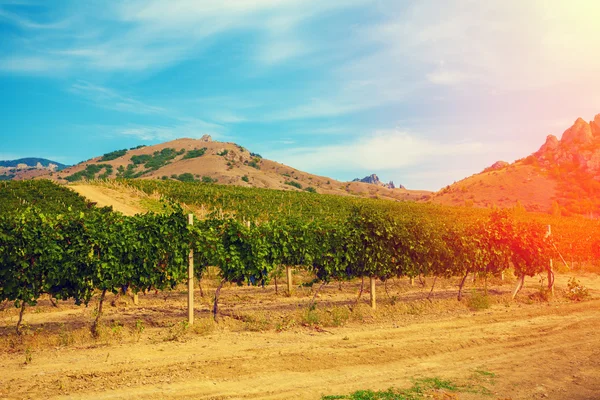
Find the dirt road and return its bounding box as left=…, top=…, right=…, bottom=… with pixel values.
left=1, top=275, right=599, bottom=400
left=69, top=185, right=144, bottom=216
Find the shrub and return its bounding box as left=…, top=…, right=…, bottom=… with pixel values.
left=100, top=149, right=127, bottom=161
left=247, top=160, right=260, bottom=169
left=467, top=290, right=490, bottom=310
left=566, top=278, right=589, bottom=301
left=131, top=154, right=152, bottom=165
left=183, top=147, right=207, bottom=159
left=241, top=175, right=249, bottom=182
left=285, top=180, right=302, bottom=189
left=175, top=173, right=196, bottom=183
left=304, top=186, right=317, bottom=193
left=64, top=164, right=113, bottom=182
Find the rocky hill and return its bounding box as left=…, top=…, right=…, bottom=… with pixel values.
left=44, top=136, right=430, bottom=202
left=0, top=158, right=67, bottom=181
left=431, top=114, right=600, bottom=216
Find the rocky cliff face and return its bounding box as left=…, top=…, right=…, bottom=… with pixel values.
left=534, top=114, right=600, bottom=176
left=352, top=174, right=405, bottom=189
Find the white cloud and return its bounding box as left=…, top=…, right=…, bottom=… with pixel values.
left=426, top=68, right=465, bottom=86
left=277, top=129, right=483, bottom=172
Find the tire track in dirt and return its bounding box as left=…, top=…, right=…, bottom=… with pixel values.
left=2, top=299, right=598, bottom=399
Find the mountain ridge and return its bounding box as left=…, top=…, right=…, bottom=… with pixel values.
left=0, top=157, right=68, bottom=181
left=431, top=113, right=600, bottom=216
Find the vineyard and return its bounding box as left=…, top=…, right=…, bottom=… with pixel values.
left=1, top=179, right=599, bottom=336
left=1, top=179, right=600, bottom=399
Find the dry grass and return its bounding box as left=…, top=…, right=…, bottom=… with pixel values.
left=1, top=272, right=595, bottom=355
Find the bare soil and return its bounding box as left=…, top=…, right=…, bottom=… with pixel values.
left=1, top=273, right=599, bottom=400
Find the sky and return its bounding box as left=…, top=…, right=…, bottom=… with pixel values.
left=1, top=1, right=600, bottom=190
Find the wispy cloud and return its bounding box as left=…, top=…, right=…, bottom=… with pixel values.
left=114, top=118, right=224, bottom=141
left=68, top=81, right=166, bottom=115
left=0, top=8, right=69, bottom=30
left=0, top=56, right=69, bottom=73
left=0, top=0, right=368, bottom=75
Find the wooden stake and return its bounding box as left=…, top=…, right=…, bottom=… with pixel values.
left=133, top=293, right=139, bottom=305
left=286, top=266, right=293, bottom=295
left=511, top=274, right=525, bottom=299
left=188, top=214, right=194, bottom=326
left=369, top=277, right=376, bottom=310
left=547, top=225, right=554, bottom=297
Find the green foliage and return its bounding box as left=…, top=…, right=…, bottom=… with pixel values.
left=0, top=205, right=190, bottom=322
left=305, top=186, right=317, bottom=193
left=247, top=160, right=260, bottom=169
left=100, top=149, right=127, bottom=161
left=144, top=148, right=186, bottom=170
left=201, top=176, right=217, bottom=184
left=285, top=180, right=302, bottom=189
left=129, top=145, right=146, bottom=150
left=130, top=155, right=152, bottom=165
left=0, top=180, right=92, bottom=214
left=249, top=152, right=262, bottom=159
left=467, top=290, right=490, bottom=310
left=322, top=377, right=461, bottom=400
left=217, top=150, right=229, bottom=156
left=241, top=175, right=249, bottom=183
left=182, top=148, right=207, bottom=159
left=118, top=148, right=186, bottom=178
left=174, top=173, right=196, bottom=183
left=64, top=164, right=113, bottom=182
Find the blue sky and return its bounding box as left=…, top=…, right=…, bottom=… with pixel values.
left=2, top=0, right=600, bottom=190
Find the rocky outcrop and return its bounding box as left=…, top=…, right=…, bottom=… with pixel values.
left=561, top=117, right=594, bottom=145
left=537, top=135, right=559, bottom=154
left=485, top=161, right=509, bottom=172
left=533, top=114, right=600, bottom=174
left=352, top=174, right=403, bottom=189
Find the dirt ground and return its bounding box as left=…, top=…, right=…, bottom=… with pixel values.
left=1, top=272, right=599, bottom=400
left=69, top=185, right=145, bottom=216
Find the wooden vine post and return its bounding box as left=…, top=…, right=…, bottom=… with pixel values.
left=286, top=266, right=293, bottom=295
left=369, top=276, right=376, bottom=310
left=188, top=213, right=194, bottom=326
left=547, top=225, right=554, bottom=297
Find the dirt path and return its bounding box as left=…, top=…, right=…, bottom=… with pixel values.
left=69, top=185, right=145, bottom=216
left=1, top=295, right=599, bottom=400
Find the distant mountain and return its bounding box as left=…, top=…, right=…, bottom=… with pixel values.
left=353, top=174, right=405, bottom=190
left=0, top=158, right=67, bottom=169
left=39, top=136, right=430, bottom=202
left=431, top=114, right=600, bottom=216
left=0, top=158, right=68, bottom=181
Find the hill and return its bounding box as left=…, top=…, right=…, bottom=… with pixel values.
left=0, top=157, right=67, bottom=181
left=45, top=136, right=429, bottom=202
left=431, top=114, right=600, bottom=216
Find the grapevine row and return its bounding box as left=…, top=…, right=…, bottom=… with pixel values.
left=0, top=203, right=554, bottom=333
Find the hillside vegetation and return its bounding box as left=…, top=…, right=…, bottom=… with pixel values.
left=42, top=136, right=428, bottom=203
